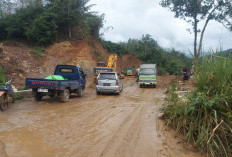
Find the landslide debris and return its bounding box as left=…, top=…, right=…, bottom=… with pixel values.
left=0, top=39, right=141, bottom=87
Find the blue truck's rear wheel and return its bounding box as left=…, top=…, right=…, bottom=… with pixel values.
left=78, top=88, right=83, bottom=97
left=60, top=89, right=70, bottom=103
left=34, top=93, right=43, bottom=101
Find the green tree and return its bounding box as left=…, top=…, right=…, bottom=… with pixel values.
left=3, top=6, right=44, bottom=39
left=160, top=0, right=232, bottom=59
left=25, top=11, right=57, bottom=45
left=0, top=0, right=104, bottom=45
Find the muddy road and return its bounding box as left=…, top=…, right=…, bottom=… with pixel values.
left=0, top=77, right=205, bottom=157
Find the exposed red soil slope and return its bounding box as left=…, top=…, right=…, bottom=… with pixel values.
left=0, top=39, right=141, bottom=87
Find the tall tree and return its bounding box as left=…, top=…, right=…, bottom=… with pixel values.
left=48, top=0, right=95, bottom=39
left=160, top=0, right=232, bottom=59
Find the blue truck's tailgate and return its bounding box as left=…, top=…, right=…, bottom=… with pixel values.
left=26, top=78, right=59, bottom=89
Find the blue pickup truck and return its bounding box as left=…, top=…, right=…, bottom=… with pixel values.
left=26, top=65, right=86, bottom=102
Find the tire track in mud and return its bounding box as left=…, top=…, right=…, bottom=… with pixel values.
left=99, top=104, right=145, bottom=157
left=0, top=139, right=8, bottom=157
left=61, top=85, right=142, bottom=157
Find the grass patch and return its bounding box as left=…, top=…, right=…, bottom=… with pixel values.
left=31, top=47, right=46, bottom=57
left=163, top=54, right=232, bottom=157
left=17, top=86, right=31, bottom=91
left=94, top=51, right=102, bottom=59
left=14, top=93, right=24, bottom=101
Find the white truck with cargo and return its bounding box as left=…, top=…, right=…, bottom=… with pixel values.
left=138, top=64, right=157, bottom=88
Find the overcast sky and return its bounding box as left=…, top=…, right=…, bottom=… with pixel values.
left=90, top=0, right=232, bottom=54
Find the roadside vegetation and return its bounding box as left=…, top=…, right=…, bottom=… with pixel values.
left=164, top=54, right=232, bottom=157
left=0, top=0, right=104, bottom=46
left=101, top=34, right=192, bottom=75
left=14, top=93, right=24, bottom=101
left=0, top=66, right=5, bottom=83
left=93, top=51, right=102, bottom=60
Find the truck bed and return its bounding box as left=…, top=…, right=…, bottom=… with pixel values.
left=26, top=78, right=79, bottom=90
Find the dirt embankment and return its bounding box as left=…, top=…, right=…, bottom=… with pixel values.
left=0, top=39, right=141, bottom=87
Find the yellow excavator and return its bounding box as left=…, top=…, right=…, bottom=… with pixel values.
left=93, top=54, right=118, bottom=76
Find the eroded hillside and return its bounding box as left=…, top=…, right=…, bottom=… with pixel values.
left=0, top=39, right=141, bottom=87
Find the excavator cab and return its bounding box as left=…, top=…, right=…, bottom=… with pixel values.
left=96, top=62, right=106, bottom=67
left=93, top=54, right=118, bottom=76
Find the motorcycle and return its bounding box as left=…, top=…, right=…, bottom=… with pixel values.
left=0, top=79, right=14, bottom=110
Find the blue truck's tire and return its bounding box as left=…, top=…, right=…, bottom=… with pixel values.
left=34, top=93, right=43, bottom=101
left=60, top=89, right=70, bottom=103
left=78, top=88, right=83, bottom=97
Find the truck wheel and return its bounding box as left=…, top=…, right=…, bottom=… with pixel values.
left=96, top=91, right=100, bottom=95
left=34, top=93, right=43, bottom=101
left=11, top=94, right=15, bottom=103
left=78, top=88, right=83, bottom=97
left=0, top=95, right=6, bottom=110
left=60, top=89, right=70, bottom=103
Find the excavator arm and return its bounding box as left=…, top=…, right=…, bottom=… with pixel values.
left=107, top=54, right=118, bottom=69
left=94, top=54, right=118, bottom=76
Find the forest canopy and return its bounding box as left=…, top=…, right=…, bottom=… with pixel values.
left=0, top=0, right=104, bottom=45
left=101, top=34, right=192, bottom=75
left=0, top=0, right=192, bottom=75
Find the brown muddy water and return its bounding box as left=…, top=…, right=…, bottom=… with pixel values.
left=0, top=77, right=206, bottom=157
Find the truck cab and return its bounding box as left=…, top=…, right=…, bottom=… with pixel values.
left=54, top=65, right=86, bottom=89
left=123, top=68, right=133, bottom=76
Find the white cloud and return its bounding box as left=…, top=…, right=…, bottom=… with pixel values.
left=90, top=0, right=232, bottom=53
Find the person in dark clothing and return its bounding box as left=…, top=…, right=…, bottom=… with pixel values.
left=183, top=67, right=189, bottom=81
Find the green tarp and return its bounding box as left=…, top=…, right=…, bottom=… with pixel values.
left=45, top=75, right=68, bottom=80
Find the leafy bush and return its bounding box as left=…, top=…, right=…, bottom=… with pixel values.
left=14, top=93, right=24, bottom=101
left=31, top=47, right=46, bottom=57
left=0, top=0, right=104, bottom=45
left=17, top=86, right=30, bottom=91
left=94, top=51, right=102, bottom=59
left=25, top=11, right=58, bottom=45
left=101, top=40, right=129, bottom=56
left=163, top=54, right=232, bottom=157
